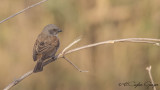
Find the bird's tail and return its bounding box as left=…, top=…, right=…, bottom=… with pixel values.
left=33, top=60, right=43, bottom=73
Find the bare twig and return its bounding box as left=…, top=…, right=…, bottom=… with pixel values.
left=4, top=38, right=160, bottom=90
left=0, top=0, right=48, bottom=24
left=63, top=56, right=88, bottom=72
left=65, top=38, right=160, bottom=55
left=146, top=66, right=156, bottom=90
left=60, top=38, right=81, bottom=57
left=4, top=71, right=33, bottom=90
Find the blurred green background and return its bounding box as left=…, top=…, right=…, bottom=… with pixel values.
left=0, top=0, right=160, bottom=90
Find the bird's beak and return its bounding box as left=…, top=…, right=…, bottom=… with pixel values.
left=58, top=29, right=62, bottom=32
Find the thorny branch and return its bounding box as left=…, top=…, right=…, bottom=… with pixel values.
left=4, top=38, right=160, bottom=90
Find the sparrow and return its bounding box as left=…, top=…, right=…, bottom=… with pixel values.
left=33, top=24, right=62, bottom=73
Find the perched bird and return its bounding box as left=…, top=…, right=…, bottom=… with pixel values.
left=33, top=24, right=62, bottom=73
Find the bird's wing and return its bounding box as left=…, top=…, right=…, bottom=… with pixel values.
left=33, top=35, right=59, bottom=61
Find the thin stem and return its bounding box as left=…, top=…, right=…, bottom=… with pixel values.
left=60, top=38, right=81, bottom=56
left=63, top=56, right=88, bottom=72
left=65, top=38, right=160, bottom=55
left=146, top=66, right=156, bottom=90
left=0, top=0, right=48, bottom=24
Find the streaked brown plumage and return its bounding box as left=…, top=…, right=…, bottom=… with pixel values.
left=33, top=24, right=62, bottom=73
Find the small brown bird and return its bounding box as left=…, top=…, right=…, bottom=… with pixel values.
left=33, top=24, right=62, bottom=73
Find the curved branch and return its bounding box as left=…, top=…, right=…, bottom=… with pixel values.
left=4, top=38, right=160, bottom=90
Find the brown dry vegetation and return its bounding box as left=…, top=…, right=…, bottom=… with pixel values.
left=0, top=0, right=160, bottom=90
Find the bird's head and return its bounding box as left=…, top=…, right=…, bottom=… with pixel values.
left=43, top=24, right=62, bottom=36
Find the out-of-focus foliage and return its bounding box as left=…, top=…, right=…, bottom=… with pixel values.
left=0, top=0, right=160, bottom=90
